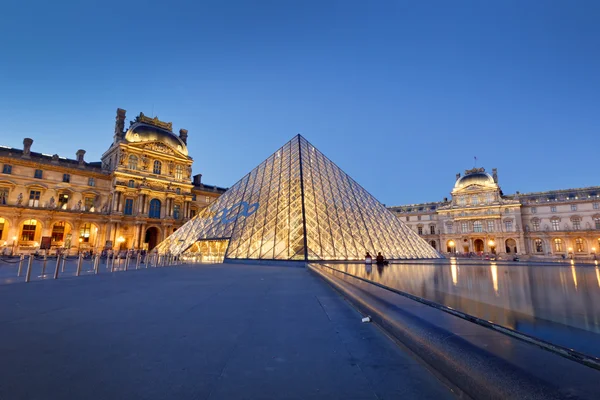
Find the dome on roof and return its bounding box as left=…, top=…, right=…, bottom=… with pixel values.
left=454, top=171, right=495, bottom=190
left=124, top=122, right=188, bottom=156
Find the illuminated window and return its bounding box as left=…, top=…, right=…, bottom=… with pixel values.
left=461, top=222, right=468, bottom=233
left=21, top=219, right=37, bottom=241
left=430, top=225, right=435, bottom=234
left=153, top=160, right=162, bottom=174
left=79, top=223, right=91, bottom=243
left=128, top=155, right=138, bottom=170
left=28, top=190, right=41, bottom=207
left=487, top=220, right=494, bottom=232
left=0, top=217, right=4, bottom=238
left=534, top=239, right=543, bottom=253
left=504, top=221, right=513, bottom=231
left=572, top=219, right=581, bottom=230
left=532, top=220, right=540, bottom=231
left=2, top=164, right=12, bottom=174
left=205, top=196, right=210, bottom=203
left=175, top=165, right=183, bottom=180
left=63, top=174, right=70, bottom=183
left=173, top=204, right=181, bottom=219
left=149, top=199, right=161, bottom=218
left=84, top=197, right=94, bottom=211
left=473, top=221, right=482, bottom=232
left=51, top=222, right=65, bottom=242
left=554, top=238, right=563, bottom=252
left=58, top=193, right=69, bottom=209
left=124, top=198, right=134, bottom=215
left=575, top=238, right=584, bottom=252
left=552, top=220, right=560, bottom=231
left=34, top=169, right=43, bottom=179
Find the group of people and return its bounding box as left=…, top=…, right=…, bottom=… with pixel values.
left=365, top=251, right=388, bottom=266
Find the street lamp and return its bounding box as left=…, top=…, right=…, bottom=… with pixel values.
left=78, top=237, right=83, bottom=254
left=448, top=240, right=455, bottom=254
left=488, top=239, right=496, bottom=254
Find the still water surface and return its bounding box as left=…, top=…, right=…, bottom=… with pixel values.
left=323, top=260, right=600, bottom=359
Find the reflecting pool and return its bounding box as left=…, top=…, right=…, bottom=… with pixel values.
left=321, top=260, right=600, bottom=359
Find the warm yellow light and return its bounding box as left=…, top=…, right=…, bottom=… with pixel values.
left=12, top=236, right=17, bottom=241
left=78, top=238, right=83, bottom=243
left=568, top=247, right=573, bottom=252
left=34, top=242, right=38, bottom=247
left=117, top=236, right=126, bottom=243
left=490, top=262, right=498, bottom=294
left=488, top=240, right=495, bottom=247
left=592, top=247, right=596, bottom=253
left=449, top=240, right=455, bottom=247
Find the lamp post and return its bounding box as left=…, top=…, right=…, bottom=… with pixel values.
left=568, top=247, right=574, bottom=260
left=93, top=227, right=98, bottom=255
left=78, top=237, right=83, bottom=254
left=448, top=240, right=455, bottom=254
left=488, top=239, right=496, bottom=254
left=12, top=235, right=17, bottom=256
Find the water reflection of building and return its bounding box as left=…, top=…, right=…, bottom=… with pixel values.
left=389, top=167, right=600, bottom=260
left=0, top=109, right=226, bottom=255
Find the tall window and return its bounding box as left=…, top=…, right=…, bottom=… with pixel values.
left=149, top=199, right=161, bottom=218
left=551, top=220, right=560, bottom=231
left=575, top=238, right=584, bottom=252
left=554, top=238, right=563, bottom=252
left=0, top=217, right=4, bottom=238
left=572, top=219, right=581, bottom=230
left=417, top=226, right=423, bottom=235
left=84, top=197, right=94, bottom=211
left=153, top=160, right=162, bottom=174
left=51, top=222, right=65, bottom=242
left=461, top=222, right=468, bottom=233
left=458, top=197, right=465, bottom=206
left=471, top=195, right=479, bottom=205
left=88, top=177, right=95, bottom=187
left=0, top=189, right=7, bottom=205
left=534, top=239, right=543, bottom=253
left=34, top=169, right=43, bottom=179
left=190, top=209, right=197, bottom=218
left=79, top=223, right=91, bottom=243
left=173, top=204, right=181, bottom=219
left=405, top=216, right=409, bottom=221
left=504, top=220, right=513, bottom=231
left=21, top=219, right=37, bottom=241
left=486, top=193, right=494, bottom=203
left=595, top=218, right=600, bottom=230
left=430, top=225, right=435, bottom=234
left=2, top=164, right=12, bottom=174
left=417, top=215, right=421, bottom=221
left=571, top=204, right=577, bottom=211
left=63, top=174, right=70, bottom=183
left=124, top=198, right=134, bottom=215
left=205, top=196, right=210, bottom=203
left=594, top=203, right=599, bottom=210
left=532, top=220, right=540, bottom=231
left=551, top=206, right=557, bottom=213
left=487, top=220, right=494, bottom=232
left=128, top=180, right=135, bottom=188
left=128, top=155, right=138, bottom=170
left=28, top=190, right=41, bottom=207
left=175, top=165, right=183, bottom=180
left=446, top=224, right=453, bottom=234
left=58, top=193, right=69, bottom=209
left=531, top=207, right=537, bottom=214
left=473, top=221, right=482, bottom=232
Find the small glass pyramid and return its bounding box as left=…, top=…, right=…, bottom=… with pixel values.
left=155, top=135, right=441, bottom=261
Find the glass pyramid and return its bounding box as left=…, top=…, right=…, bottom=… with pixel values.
left=155, top=135, right=442, bottom=261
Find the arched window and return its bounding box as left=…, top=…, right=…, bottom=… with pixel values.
left=534, top=239, right=543, bottom=253
left=21, top=219, right=37, bottom=241
left=575, top=238, right=585, bottom=252
left=128, top=155, right=138, bottom=170
left=80, top=223, right=91, bottom=242
left=153, top=160, right=162, bottom=175
left=175, top=165, right=183, bottom=180
left=51, top=222, right=66, bottom=242
left=149, top=199, right=161, bottom=219
left=554, top=238, right=563, bottom=252
left=0, top=217, right=5, bottom=239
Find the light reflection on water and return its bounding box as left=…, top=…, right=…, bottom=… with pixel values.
left=323, top=261, right=600, bottom=358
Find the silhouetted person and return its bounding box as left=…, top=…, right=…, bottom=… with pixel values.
left=376, top=252, right=384, bottom=265
left=365, top=252, right=372, bottom=264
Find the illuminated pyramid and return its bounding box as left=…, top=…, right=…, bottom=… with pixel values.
left=155, top=135, right=441, bottom=261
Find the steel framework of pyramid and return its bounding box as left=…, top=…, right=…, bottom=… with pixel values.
left=155, top=135, right=442, bottom=261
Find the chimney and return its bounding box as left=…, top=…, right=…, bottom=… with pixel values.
left=193, top=173, right=202, bottom=186
left=179, top=129, right=188, bottom=145
left=76, top=149, right=86, bottom=165
left=23, top=138, right=33, bottom=158
left=455, top=172, right=461, bottom=181
left=492, top=168, right=498, bottom=183
left=114, top=108, right=127, bottom=144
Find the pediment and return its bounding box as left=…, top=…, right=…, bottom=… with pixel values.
left=127, top=141, right=185, bottom=157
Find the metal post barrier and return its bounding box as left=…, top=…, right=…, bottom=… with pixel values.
left=153, top=254, right=158, bottom=268
left=136, top=253, right=141, bottom=270
left=76, top=254, right=83, bottom=277
left=110, top=253, right=116, bottom=273
left=54, top=255, right=61, bottom=279
left=124, top=253, right=129, bottom=271
left=61, top=255, right=66, bottom=273
left=17, top=254, right=24, bottom=277
left=25, top=255, right=33, bottom=283
left=144, top=254, right=148, bottom=269
left=94, top=254, right=100, bottom=274
left=42, top=254, right=47, bottom=276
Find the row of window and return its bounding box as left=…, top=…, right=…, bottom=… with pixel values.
left=127, top=156, right=186, bottom=179
left=530, top=203, right=599, bottom=213
left=530, top=218, right=600, bottom=231
left=417, top=226, right=436, bottom=235
left=2, top=165, right=96, bottom=186
left=457, top=193, right=496, bottom=206
left=533, top=238, right=596, bottom=253
left=444, top=220, right=510, bottom=234
left=406, top=214, right=433, bottom=221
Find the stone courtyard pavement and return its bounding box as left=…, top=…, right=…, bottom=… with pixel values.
left=0, top=263, right=454, bottom=399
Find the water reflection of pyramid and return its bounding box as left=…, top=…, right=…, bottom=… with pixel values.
left=155, top=135, right=442, bottom=261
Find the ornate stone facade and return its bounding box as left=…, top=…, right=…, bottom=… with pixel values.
left=0, top=109, right=227, bottom=255
left=389, top=168, right=600, bottom=260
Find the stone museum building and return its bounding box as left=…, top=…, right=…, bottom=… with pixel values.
left=0, top=109, right=226, bottom=255
left=389, top=168, right=600, bottom=260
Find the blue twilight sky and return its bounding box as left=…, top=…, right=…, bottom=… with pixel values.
left=0, top=1, right=599, bottom=206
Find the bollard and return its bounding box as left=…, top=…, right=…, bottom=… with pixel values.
left=124, top=253, right=129, bottom=271
left=17, top=254, right=24, bottom=277
left=110, top=253, right=116, bottom=273
left=153, top=254, right=158, bottom=268
left=136, top=253, right=141, bottom=270
left=42, top=254, right=47, bottom=276
left=94, top=254, right=100, bottom=274
left=76, top=254, right=82, bottom=277
left=54, top=255, right=61, bottom=279
left=25, top=255, right=33, bottom=283
left=61, top=255, right=66, bottom=273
